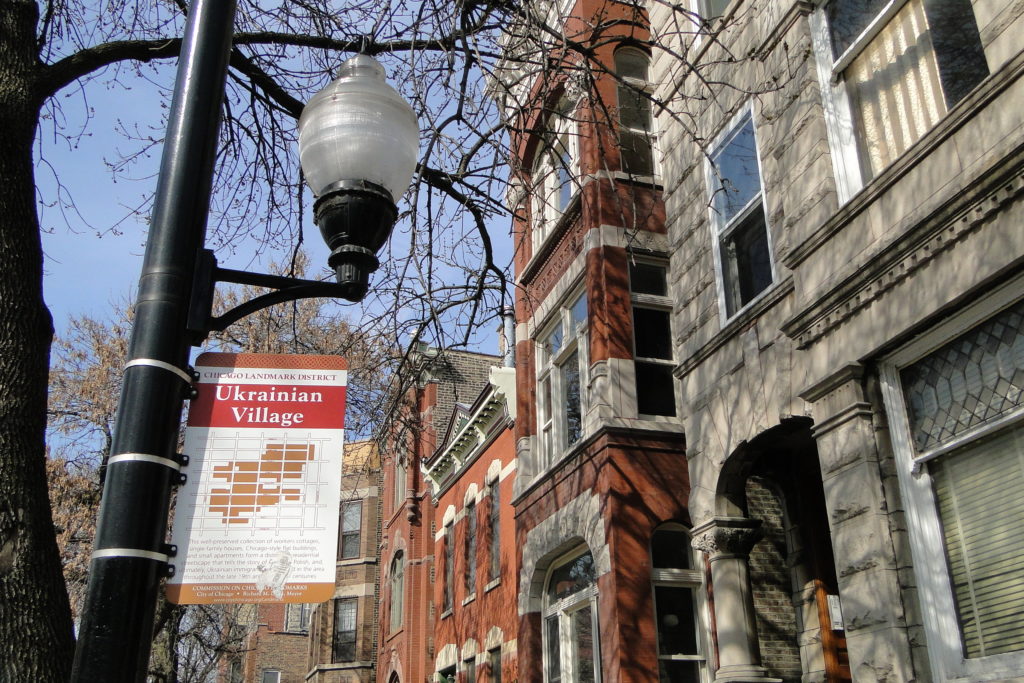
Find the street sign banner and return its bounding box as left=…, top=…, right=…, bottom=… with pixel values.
left=167, top=352, right=346, bottom=604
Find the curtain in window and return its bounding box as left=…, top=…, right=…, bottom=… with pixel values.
left=846, top=0, right=944, bottom=176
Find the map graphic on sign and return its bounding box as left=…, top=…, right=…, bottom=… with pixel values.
left=210, top=442, right=316, bottom=523
left=167, top=353, right=346, bottom=605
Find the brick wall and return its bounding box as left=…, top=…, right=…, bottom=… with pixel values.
left=746, top=476, right=802, bottom=682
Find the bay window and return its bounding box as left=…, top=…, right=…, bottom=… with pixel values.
left=537, top=291, right=589, bottom=468
left=882, top=292, right=1024, bottom=680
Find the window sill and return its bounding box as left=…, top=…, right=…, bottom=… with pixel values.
left=674, top=276, right=794, bottom=380
left=461, top=594, right=476, bottom=607
left=485, top=578, right=501, bottom=593
left=440, top=608, right=453, bottom=620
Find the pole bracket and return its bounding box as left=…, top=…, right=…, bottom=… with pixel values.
left=186, top=248, right=354, bottom=344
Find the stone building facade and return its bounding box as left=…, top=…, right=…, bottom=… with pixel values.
left=422, top=365, right=519, bottom=683
left=376, top=347, right=499, bottom=683
left=497, top=0, right=1024, bottom=681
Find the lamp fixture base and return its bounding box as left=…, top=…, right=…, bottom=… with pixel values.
left=313, top=180, right=397, bottom=302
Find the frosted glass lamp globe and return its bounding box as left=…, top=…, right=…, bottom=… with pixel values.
left=298, top=54, right=418, bottom=202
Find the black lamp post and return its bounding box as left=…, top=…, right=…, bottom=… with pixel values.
left=69, top=2, right=417, bottom=680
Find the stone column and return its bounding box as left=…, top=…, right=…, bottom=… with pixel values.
left=692, top=517, right=781, bottom=683
left=802, top=364, right=916, bottom=682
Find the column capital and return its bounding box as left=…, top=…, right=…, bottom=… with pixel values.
left=691, top=517, right=763, bottom=558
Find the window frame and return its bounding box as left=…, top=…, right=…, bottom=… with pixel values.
left=443, top=522, right=455, bottom=613
left=339, top=499, right=362, bottom=560
left=284, top=603, right=311, bottom=633
left=705, top=106, right=775, bottom=321
left=489, top=483, right=501, bottom=582
left=542, top=547, right=602, bottom=683
left=650, top=525, right=708, bottom=682
left=389, top=552, right=405, bottom=633
left=489, top=647, right=502, bottom=683
left=629, top=259, right=677, bottom=418
left=535, top=289, right=589, bottom=470
left=261, top=671, right=281, bottom=683
left=465, top=501, right=478, bottom=596
left=880, top=282, right=1024, bottom=682
left=532, top=102, right=580, bottom=253
left=332, top=597, right=358, bottom=663
left=614, top=46, right=658, bottom=178
left=809, top=0, right=989, bottom=201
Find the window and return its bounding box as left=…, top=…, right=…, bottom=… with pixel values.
left=465, top=657, right=477, bottom=683
left=650, top=526, right=706, bottom=682
left=332, top=597, right=357, bottom=662
left=390, top=552, right=405, bottom=632
left=261, top=671, right=281, bottom=683
left=285, top=603, right=311, bottom=633
left=489, top=484, right=501, bottom=581
left=699, top=0, right=731, bottom=20
left=444, top=523, right=455, bottom=612
left=707, top=109, right=773, bottom=319
left=630, top=261, right=675, bottom=416
left=439, top=665, right=456, bottom=683
left=813, top=0, right=989, bottom=195
left=543, top=549, right=601, bottom=682
left=532, top=101, right=578, bottom=250
left=882, top=294, right=1024, bottom=680
left=537, top=291, right=589, bottom=467
left=489, top=648, right=502, bottom=683
left=229, top=659, right=243, bottom=683
left=615, top=48, right=656, bottom=176
left=339, top=500, right=362, bottom=560
left=394, top=456, right=407, bottom=513
left=465, top=502, right=478, bottom=595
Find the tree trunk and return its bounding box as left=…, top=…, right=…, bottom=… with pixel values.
left=0, top=1, right=76, bottom=680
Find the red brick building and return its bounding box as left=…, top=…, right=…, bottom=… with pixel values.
left=221, top=602, right=313, bottom=683
left=376, top=346, right=499, bottom=683
left=494, top=0, right=707, bottom=680
left=422, top=365, right=519, bottom=683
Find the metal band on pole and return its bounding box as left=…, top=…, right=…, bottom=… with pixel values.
left=106, top=454, right=182, bottom=471
left=91, top=549, right=171, bottom=563
left=124, top=358, right=194, bottom=384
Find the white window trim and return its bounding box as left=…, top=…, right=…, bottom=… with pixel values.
left=651, top=526, right=709, bottom=681
left=705, top=104, right=776, bottom=324
left=879, top=277, right=1024, bottom=682
left=615, top=47, right=660, bottom=180
left=808, top=7, right=864, bottom=203
left=533, top=110, right=580, bottom=254
left=536, top=289, right=589, bottom=471
left=542, top=548, right=602, bottom=683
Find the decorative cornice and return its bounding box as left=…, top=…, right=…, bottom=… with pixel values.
left=781, top=155, right=1024, bottom=349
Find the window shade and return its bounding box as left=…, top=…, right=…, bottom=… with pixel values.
left=931, top=424, right=1024, bottom=658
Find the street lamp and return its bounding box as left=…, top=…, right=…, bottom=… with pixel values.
left=300, top=54, right=419, bottom=301
left=70, top=2, right=418, bottom=680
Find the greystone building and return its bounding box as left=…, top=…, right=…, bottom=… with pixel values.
left=647, top=0, right=1024, bottom=681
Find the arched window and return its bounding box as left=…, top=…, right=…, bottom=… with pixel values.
left=543, top=548, right=600, bottom=682
left=651, top=525, right=706, bottom=682
left=615, top=47, right=655, bottom=176
left=532, top=99, right=578, bottom=250
left=390, top=552, right=405, bottom=632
